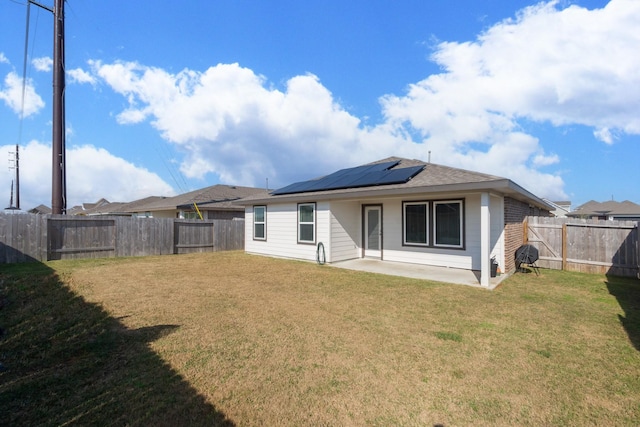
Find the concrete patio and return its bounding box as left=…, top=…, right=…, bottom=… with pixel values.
left=330, top=258, right=507, bottom=289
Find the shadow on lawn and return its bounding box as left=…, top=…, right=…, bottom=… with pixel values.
left=606, top=275, right=640, bottom=351
left=0, top=261, right=234, bottom=426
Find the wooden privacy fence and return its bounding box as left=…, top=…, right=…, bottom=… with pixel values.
left=0, top=213, right=245, bottom=263
left=525, top=216, right=639, bottom=278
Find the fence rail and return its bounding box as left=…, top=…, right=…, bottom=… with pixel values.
left=525, top=216, right=639, bottom=278
left=0, top=213, right=245, bottom=263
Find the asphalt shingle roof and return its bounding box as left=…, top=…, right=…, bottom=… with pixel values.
left=239, top=157, right=535, bottom=205
left=66, top=185, right=268, bottom=215
left=568, top=200, right=640, bottom=217
left=127, top=184, right=269, bottom=212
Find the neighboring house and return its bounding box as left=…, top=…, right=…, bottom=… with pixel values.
left=238, top=157, right=552, bottom=287
left=123, top=184, right=269, bottom=219
left=567, top=200, right=640, bottom=221
left=543, top=200, right=571, bottom=218
left=78, top=197, right=167, bottom=216
left=28, top=204, right=52, bottom=215
left=27, top=185, right=268, bottom=218
left=28, top=204, right=84, bottom=215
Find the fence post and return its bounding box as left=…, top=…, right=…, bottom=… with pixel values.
left=38, top=214, right=46, bottom=262
left=562, top=223, right=567, bottom=271
left=637, top=222, right=640, bottom=280
left=523, top=218, right=528, bottom=244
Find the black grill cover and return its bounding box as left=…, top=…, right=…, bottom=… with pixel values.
left=515, top=244, right=539, bottom=264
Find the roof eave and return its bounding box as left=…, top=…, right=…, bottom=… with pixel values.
left=237, top=179, right=553, bottom=210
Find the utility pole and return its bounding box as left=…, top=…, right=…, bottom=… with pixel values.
left=5, top=145, right=19, bottom=210
left=28, top=0, right=66, bottom=214
left=15, top=144, right=20, bottom=210
left=8, top=181, right=14, bottom=209
left=51, top=0, right=66, bottom=214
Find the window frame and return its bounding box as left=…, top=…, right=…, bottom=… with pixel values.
left=432, top=200, right=464, bottom=249
left=297, top=202, right=316, bottom=244
left=181, top=210, right=199, bottom=220
left=402, top=198, right=465, bottom=250
left=402, top=201, right=429, bottom=246
left=253, top=205, right=266, bottom=241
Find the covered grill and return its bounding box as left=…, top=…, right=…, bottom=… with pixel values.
left=515, top=244, right=539, bottom=275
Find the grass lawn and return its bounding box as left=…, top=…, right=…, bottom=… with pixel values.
left=1, top=251, right=639, bottom=426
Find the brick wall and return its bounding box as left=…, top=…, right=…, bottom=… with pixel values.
left=503, top=197, right=551, bottom=273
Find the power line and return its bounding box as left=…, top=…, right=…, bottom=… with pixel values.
left=18, top=1, right=30, bottom=130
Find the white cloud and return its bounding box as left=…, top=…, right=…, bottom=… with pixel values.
left=92, top=61, right=372, bottom=187
left=532, top=153, right=560, bottom=167
left=0, top=52, right=8, bottom=64
left=87, top=0, right=640, bottom=201
left=381, top=0, right=640, bottom=197
left=66, top=144, right=176, bottom=205
left=32, top=56, right=53, bottom=72
left=67, top=67, right=97, bottom=85
left=593, top=127, right=615, bottom=144
left=0, top=141, right=176, bottom=210
left=0, top=71, right=45, bottom=117
left=89, top=58, right=569, bottom=199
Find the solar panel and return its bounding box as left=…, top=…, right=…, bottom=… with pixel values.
left=273, top=161, right=397, bottom=195
left=271, top=180, right=317, bottom=195
left=272, top=161, right=423, bottom=195
left=376, top=166, right=425, bottom=184
left=347, top=165, right=424, bottom=188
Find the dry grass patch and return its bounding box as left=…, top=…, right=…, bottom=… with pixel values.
left=2, top=251, right=640, bottom=426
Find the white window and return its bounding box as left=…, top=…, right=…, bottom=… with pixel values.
left=433, top=200, right=463, bottom=248
left=403, top=202, right=428, bottom=246
left=298, top=203, right=316, bottom=244
left=253, top=206, right=266, bottom=240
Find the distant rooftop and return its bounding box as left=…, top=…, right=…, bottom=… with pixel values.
left=567, top=200, right=640, bottom=219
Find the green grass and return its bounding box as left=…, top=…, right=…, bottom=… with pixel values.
left=434, top=331, right=463, bottom=342
left=1, top=251, right=639, bottom=426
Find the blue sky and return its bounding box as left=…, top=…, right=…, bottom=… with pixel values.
left=1, top=0, right=638, bottom=210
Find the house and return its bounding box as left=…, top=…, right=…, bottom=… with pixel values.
left=543, top=200, right=571, bottom=218
left=567, top=200, right=640, bottom=221
left=121, top=184, right=269, bottom=219
left=77, top=197, right=166, bottom=216
left=238, top=157, right=552, bottom=287
left=28, top=204, right=52, bottom=215
left=56, top=185, right=268, bottom=218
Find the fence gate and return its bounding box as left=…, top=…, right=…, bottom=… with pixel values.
left=48, top=217, right=116, bottom=260
left=173, top=220, right=215, bottom=254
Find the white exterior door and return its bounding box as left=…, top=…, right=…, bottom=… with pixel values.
left=364, top=206, right=382, bottom=258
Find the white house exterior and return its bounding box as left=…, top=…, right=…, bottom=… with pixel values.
left=240, top=157, right=552, bottom=287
